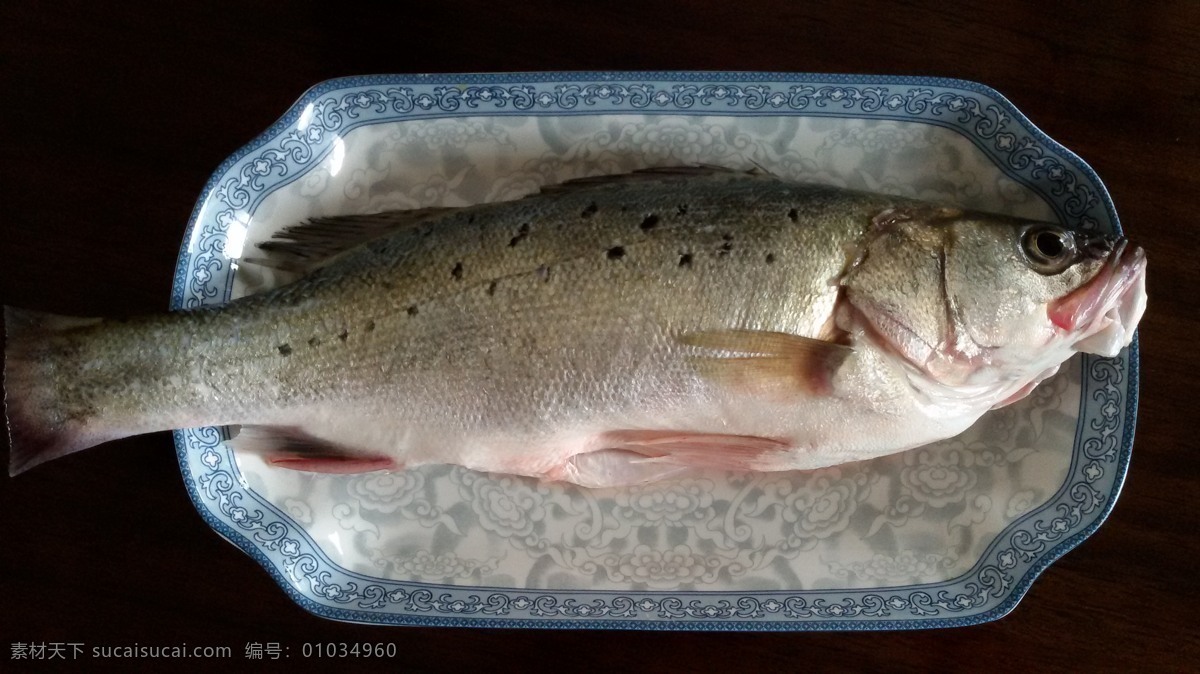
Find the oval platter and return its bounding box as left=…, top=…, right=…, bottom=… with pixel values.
left=170, top=72, right=1139, bottom=630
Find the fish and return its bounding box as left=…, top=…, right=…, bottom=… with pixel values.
left=3, top=168, right=1147, bottom=488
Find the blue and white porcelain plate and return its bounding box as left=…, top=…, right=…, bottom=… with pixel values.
left=171, top=73, right=1138, bottom=629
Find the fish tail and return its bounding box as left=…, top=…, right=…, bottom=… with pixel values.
left=4, top=306, right=107, bottom=476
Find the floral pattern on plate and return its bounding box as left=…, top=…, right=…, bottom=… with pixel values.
left=173, top=73, right=1137, bottom=629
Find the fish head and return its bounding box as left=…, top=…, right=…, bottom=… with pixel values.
left=944, top=217, right=1147, bottom=361
left=842, top=207, right=1146, bottom=399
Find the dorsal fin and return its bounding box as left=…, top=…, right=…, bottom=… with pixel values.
left=243, top=166, right=776, bottom=274
left=539, top=165, right=770, bottom=195
left=243, top=207, right=459, bottom=273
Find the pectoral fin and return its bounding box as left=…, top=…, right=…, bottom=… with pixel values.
left=678, top=329, right=852, bottom=396
left=228, top=425, right=398, bottom=474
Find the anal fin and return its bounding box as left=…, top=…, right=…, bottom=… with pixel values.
left=228, top=425, right=398, bottom=474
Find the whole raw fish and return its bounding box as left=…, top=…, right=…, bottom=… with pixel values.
left=3, top=168, right=1147, bottom=487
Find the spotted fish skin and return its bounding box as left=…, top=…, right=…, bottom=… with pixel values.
left=3, top=169, right=1146, bottom=486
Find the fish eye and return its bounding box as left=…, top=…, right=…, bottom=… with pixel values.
left=1020, top=225, right=1077, bottom=274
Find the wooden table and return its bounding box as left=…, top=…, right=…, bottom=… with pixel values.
left=3, top=1, right=1196, bottom=669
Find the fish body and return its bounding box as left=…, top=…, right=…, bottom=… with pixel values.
left=3, top=169, right=1147, bottom=487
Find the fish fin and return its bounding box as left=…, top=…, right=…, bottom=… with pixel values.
left=678, top=329, right=852, bottom=396
left=269, top=455, right=397, bottom=474
left=990, top=382, right=1039, bottom=410
left=602, top=429, right=791, bottom=471
left=4, top=306, right=113, bottom=476
left=246, top=208, right=460, bottom=273
left=548, top=431, right=791, bottom=487
left=539, top=165, right=769, bottom=196
left=991, top=364, right=1061, bottom=410
left=551, top=449, right=698, bottom=488
left=249, top=167, right=770, bottom=273
left=228, top=425, right=398, bottom=474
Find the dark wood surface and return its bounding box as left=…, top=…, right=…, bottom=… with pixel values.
left=2, top=1, right=1197, bottom=670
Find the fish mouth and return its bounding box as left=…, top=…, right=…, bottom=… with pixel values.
left=1049, top=239, right=1148, bottom=357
